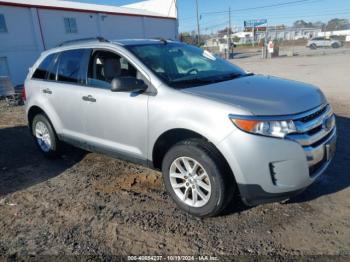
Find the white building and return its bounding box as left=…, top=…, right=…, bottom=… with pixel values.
left=0, top=0, right=178, bottom=86
left=317, top=29, right=350, bottom=40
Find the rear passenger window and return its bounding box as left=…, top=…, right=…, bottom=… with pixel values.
left=57, top=49, right=85, bottom=84
left=32, top=54, right=55, bottom=80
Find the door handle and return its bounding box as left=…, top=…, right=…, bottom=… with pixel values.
left=82, top=95, right=96, bottom=102
left=42, top=88, right=52, bottom=94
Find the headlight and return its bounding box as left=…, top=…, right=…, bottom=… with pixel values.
left=230, top=117, right=297, bottom=138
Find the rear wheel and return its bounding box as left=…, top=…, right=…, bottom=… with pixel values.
left=32, top=114, right=61, bottom=158
left=162, top=139, right=234, bottom=217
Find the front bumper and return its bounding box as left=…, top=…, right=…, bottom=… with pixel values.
left=218, top=105, right=336, bottom=206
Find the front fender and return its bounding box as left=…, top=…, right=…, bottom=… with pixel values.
left=147, top=88, right=247, bottom=161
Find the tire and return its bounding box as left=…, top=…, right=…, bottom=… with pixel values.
left=309, top=44, right=317, bottom=50
left=332, top=43, right=340, bottom=48
left=162, top=139, right=235, bottom=218
left=31, top=114, right=61, bottom=158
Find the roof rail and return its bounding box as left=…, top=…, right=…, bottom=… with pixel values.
left=58, top=37, right=110, bottom=47
left=151, top=37, right=169, bottom=44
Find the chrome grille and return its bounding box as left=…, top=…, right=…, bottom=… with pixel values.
left=286, top=104, right=336, bottom=175
left=298, top=106, right=328, bottom=123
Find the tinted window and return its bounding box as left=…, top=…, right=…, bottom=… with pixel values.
left=32, top=54, right=55, bottom=80
left=47, top=55, right=59, bottom=81
left=57, top=50, right=85, bottom=84
left=0, top=14, right=7, bottom=33
left=0, top=57, right=9, bottom=77
left=87, top=50, right=137, bottom=89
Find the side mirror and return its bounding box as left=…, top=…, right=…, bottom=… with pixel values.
left=111, top=77, right=148, bottom=93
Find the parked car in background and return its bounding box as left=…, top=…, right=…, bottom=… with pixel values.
left=24, top=38, right=336, bottom=217
left=307, top=37, right=342, bottom=49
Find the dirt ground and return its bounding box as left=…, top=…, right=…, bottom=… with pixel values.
left=0, top=53, right=350, bottom=259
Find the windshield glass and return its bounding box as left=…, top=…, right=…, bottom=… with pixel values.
left=126, top=43, right=249, bottom=88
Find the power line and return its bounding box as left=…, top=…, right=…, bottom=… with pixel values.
left=180, top=0, right=322, bottom=20
left=185, top=10, right=350, bottom=28
left=201, top=0, right=322, bottom=16
left=181, top=10, right=350, bottom=33
left=203, top=21, right=229, bottom=31
left=263, top=11, right=350, bottom=21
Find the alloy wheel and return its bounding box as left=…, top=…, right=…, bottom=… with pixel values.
left=35, top=121, right=52, bottom=152
left=169, top=157, right=212, bottom=208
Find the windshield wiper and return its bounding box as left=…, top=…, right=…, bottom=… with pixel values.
left=170, top=77, right=215, bottom=85
left=213, top=72, right=253, bottom=82
left=170, top=72, right=254, bottom=88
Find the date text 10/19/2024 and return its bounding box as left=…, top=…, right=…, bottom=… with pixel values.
left=127, top=256, right=219, bottom=261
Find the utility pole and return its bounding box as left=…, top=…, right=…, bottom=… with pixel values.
left=264, top=21, right=268, bottom=59
left=195, top=0, right=201, bottom=45
left=252, top=24, right=255, bottom=47
left=228, top=6, right=231, bottom=59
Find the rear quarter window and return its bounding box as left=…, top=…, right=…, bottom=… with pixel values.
left=32, top=54, right=55, bottom=80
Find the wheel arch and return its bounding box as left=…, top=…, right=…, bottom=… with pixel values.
left=151, top=128, right=235, bottom=183
left=28, top=105, right=46, bottom=130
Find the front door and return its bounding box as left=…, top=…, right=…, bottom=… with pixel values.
left=81, top=50, right=149, bottom=162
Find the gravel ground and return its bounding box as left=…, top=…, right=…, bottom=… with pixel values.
left=0, top=53, right=350, bottom=259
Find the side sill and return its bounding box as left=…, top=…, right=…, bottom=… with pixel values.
left=58, top=134, right=153, bottom=169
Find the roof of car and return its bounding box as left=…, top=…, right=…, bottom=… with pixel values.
left=42, top=38, right=182, bottom=56
left=55, top=38, right=180, bottom=48
left=112, top=39, right=178, bottom=46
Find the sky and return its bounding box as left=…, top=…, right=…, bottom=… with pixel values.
left=70, top=0, right=350, bottom=33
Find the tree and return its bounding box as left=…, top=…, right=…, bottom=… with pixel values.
left=217, top=27, right=233, bottom=37
left=313, top=21, right=326, bottom=31
left=325, top=18, right=350, bottom=31
left=293, top=20, right=312, bottom=28
left=179, top=32, right=196, bottom=45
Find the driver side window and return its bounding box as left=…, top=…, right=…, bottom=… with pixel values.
left=87, top=50, right=138, bottom=89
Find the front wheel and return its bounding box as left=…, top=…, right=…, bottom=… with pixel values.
left=309, top=43, right=317, bottom=50
left=162, top=139, right=234, bottom=217
left=32, top=114, right=61, bottom=158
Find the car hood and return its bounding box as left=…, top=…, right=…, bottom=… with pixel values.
left=182, top=75, right=326, bottom=116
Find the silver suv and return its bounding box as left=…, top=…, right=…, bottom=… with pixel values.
left=307, top=37, right=342, bottom=49
left=24, top=38, right=337, bottom=217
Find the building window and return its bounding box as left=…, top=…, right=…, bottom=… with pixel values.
left=0, top=57, right=10, bottom=77
left=0, top=14, right=7, bottom=33
left=64, top=17, right=78, bottom=34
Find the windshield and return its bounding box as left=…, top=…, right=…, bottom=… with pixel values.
left=126, top=43, right=249, bottom=88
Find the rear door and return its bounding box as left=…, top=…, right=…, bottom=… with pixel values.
left=30, top=53, right=58, bottom=112
left=81, top=49, right=149, bottom=162
left=49, top=49, right=92, bottom=141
